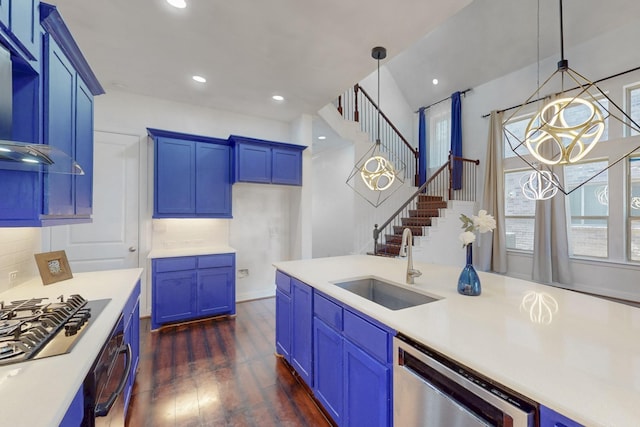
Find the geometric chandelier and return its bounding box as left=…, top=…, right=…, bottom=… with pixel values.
left=503, top=0, right=640, bottom=196
left=346, top=46, right=405, bottom=207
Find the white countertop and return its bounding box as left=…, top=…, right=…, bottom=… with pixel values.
left=147, top=245, right=236, bottom=259
left=0, top=268, right=143, bottom=427
left=273, top=255, right=640, bottom=427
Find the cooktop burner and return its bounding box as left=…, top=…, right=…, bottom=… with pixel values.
left=0, top=295, right=110, bottom=366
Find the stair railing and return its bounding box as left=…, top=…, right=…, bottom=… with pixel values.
left=373, top=154, right=479, bottom=255
left=337, top=84, right=419, bottom=186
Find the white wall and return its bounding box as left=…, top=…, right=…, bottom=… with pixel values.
left=94, top=90, right=309, bottom=307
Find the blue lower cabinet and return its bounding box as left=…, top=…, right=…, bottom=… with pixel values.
left=313, top=318, right=343, bottom=424
left=152, top=254, right=235, bottom=329
left=153, top=269, right=197, bottom=328
left=291, top=279, right=313, bottom=386
left=310, top=290, right=394, bottom=427
left=540, top=405, right=584, bottom=427
left=197, top=267, right=234, bottom=316
left=344, top=339, right=391, bottom=427
left=59, top=385, right=83, bottom=427
left=275, top=288, right=292, bottom=362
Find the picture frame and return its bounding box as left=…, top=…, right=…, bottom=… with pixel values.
left=34, top=250, right=73, bottom=285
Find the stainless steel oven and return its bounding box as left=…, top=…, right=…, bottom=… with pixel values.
left=83, top=313, right=132, bottom=427
left=394, top=334, right=537, bottom=427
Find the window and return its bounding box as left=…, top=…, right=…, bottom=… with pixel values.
left=564, top=160, right=609, bottom=258
left=626, top=85, right=640, bottom=136
left=503, top=115, right=534, bottom=159
left=629, top=156, right=640, bottom=261
left=427, top=101, right=450, bottom=172
left=504, top=170, right=536, bottom=251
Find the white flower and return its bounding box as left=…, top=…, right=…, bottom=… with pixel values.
left=459, top=210, right=496, bottom=247
left=472, top=210, right=496, bottom=234
left=459, top=231, right=476, bottom=246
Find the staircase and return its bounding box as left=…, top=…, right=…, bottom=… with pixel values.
left=376, top=195, right=447, bottom=256
left=372, top=155, right=480, bottom=259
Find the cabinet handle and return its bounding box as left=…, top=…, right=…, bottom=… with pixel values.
left=129, top=246, right=137, bottom=252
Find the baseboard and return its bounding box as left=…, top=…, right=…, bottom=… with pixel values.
left=236, top=288, right=276, bottom=302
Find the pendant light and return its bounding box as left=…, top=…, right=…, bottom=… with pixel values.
left=346, top=46, right=406, bottom=207
left=503, top=0, right=640, bottom=196
left=520, top=166, right=560, bottom=201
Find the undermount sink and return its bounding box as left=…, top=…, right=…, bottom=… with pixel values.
left=332, top=277, right=439, bottom=310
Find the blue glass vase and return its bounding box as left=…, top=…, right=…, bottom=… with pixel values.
left=457, top=244, right=481, bottom=296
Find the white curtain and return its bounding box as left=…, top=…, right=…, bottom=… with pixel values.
left=478, top=111, right=507, bottom=273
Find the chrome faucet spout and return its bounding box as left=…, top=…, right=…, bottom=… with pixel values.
left=400, top=228, right=422, bottom=284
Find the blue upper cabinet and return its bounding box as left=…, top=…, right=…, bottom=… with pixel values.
left=0, top=3, right=102, bottom=227
left=149, top=128, right=233, bottom=219
left=229, top=135, right=305, bottom=186
left=0, top=0, right=40, bottom=64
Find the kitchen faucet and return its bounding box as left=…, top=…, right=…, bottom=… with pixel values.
left=399, top=227, right=422, bottom=284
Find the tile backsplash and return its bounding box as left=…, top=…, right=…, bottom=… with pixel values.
left=152, top=218, right=230, bottom=249
left=0, top=228, right=41, bottom=292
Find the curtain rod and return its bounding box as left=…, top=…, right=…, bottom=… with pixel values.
left=481, top=64, right=640, bottom=119
left=415, top=88, right=472, bottom=113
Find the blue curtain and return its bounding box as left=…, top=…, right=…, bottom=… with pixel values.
left=451, top=91, right=462, bottom=190
left=418, top=107, right=427, bottom=186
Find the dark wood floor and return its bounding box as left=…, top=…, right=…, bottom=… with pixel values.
left=126, top=298, right=331, bottom=427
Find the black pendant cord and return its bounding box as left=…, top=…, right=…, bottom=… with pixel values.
left=557, top=0, right=568, bottom=71
left=377, top=55, right=381, bottom=145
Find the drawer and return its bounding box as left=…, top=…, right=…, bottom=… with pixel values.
left=343, top=309, right=390, bottom=363
left=314, top=292, right=342, bottom=331
left=153, top=256, right=197, bottom=273
left=275, top=270, right=291, bottom=294
left=198, top=253, right=234, bottom=269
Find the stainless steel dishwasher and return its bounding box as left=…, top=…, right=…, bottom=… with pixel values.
left=393, top=334, right=537, bottom=427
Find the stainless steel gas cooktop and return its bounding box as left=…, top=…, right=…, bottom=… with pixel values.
left=0, top=295, right=110, bottom=366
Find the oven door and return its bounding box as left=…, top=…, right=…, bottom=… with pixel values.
left=85, top=314, right=132, bottom=427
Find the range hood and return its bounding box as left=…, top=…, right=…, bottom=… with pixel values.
left=0, top=43, right=83, bottom=175
left=0, top=139, right=84, bottom=174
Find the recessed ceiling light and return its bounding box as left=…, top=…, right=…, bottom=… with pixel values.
left=167, top=0, right=187, bottom=8
left=192, top=75, right=206, bottom=83
left=272, top=95, right=284, bottom=101
left=317, top=136, right=326, bottom=140
left=432, top=78, right=439, bottom=85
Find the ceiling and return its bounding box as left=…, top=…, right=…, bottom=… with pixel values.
left=46, top=0, right=640, bottom=124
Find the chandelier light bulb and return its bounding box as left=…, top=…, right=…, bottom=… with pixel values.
left=524, top=97, right=605, bottom=165
left=521, top=169, right=560, bottom=200
left=360, top=155, right=396, bottom=191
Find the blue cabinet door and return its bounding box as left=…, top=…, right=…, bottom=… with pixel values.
left=152, top=270, right=197, bottom=329
left=197, top=267, right=233, bottom=317
left=275, top=288, right=292, bottom=362
left=344, top=339, right=391, bottom=427
left=155, top=137, right=196, bottom=216
left=74, top=77, right=94, bottom=216
left=236, top=142, right=271, bottom=183
left=540, top=405, right=584, bottom=427
left=43, top=34, right=75, bottom=216
left=291, top=279, right=313, bottom=386
left=123, top=300, right=140, bottom=414
left=195, top=142, right=231, bottom=217
left=272, top=147, right=302, bottom=185
left=313, top=318, right=343, bottom=425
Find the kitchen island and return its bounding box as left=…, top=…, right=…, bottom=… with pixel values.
left=0, top=268, right=143, bottom=427
left=273, top=255, right=640, bottom=427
